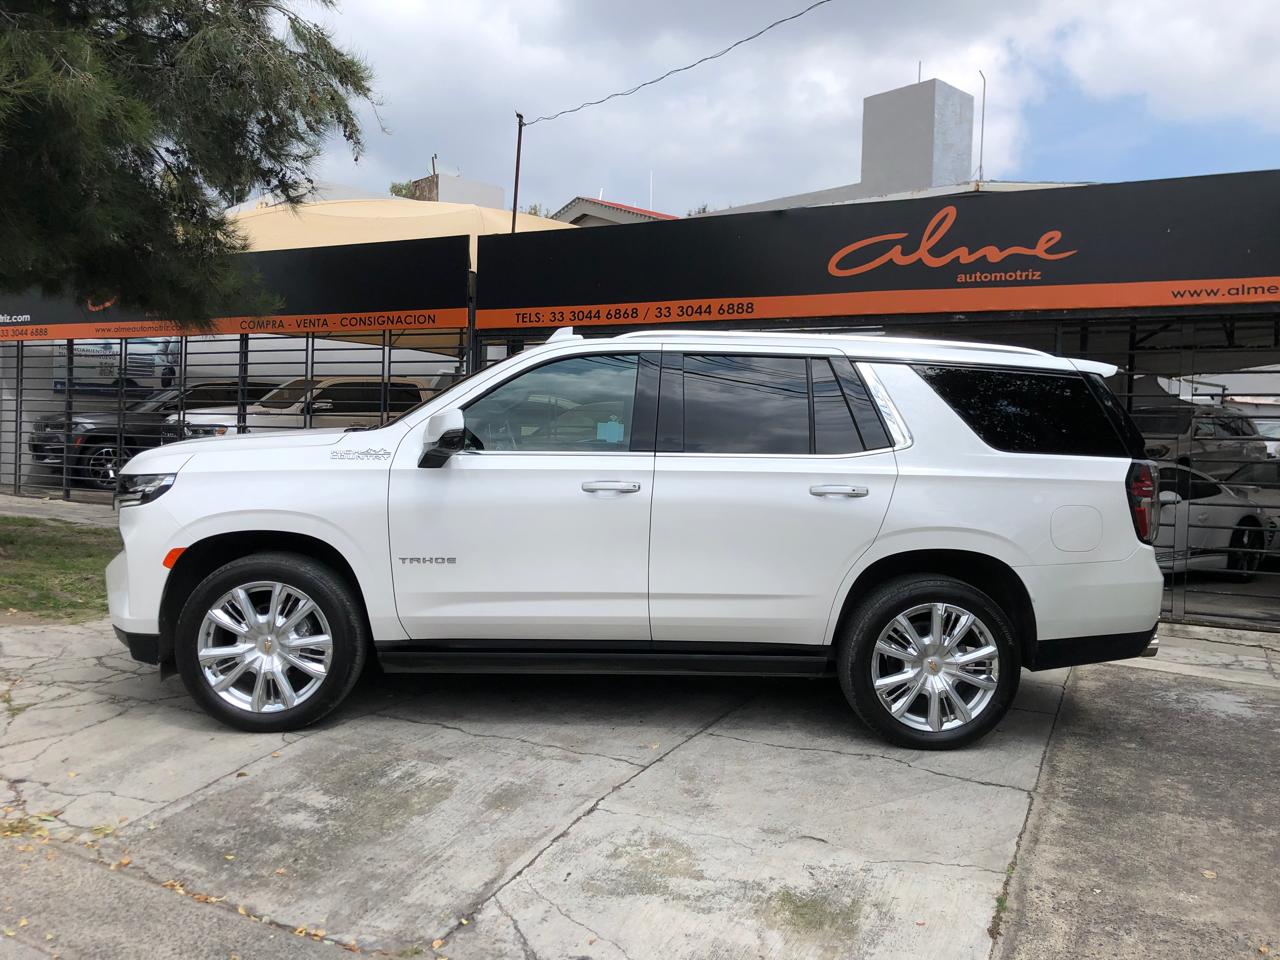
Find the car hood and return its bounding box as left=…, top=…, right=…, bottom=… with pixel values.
left=123, top=428, right=349, bottom=474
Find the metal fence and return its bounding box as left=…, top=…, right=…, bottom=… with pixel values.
left=1, top=330, right=466, bottom=502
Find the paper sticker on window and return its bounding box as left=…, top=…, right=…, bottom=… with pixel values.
left=597, top=418, right=625, bottom=444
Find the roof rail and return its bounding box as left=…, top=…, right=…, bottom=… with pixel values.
left=611, top=329, right=1049, bottom=356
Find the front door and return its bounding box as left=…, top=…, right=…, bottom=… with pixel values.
left=389, top=352, right=657, bottom=641
left=648, top=351, right=897, bottom=647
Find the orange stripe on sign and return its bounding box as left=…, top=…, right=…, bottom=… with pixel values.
left=474, top=276, right=1280, bottom=329
left=0, top=307, right=469, bottom=342
left=162, top=547, right=186, bottom=569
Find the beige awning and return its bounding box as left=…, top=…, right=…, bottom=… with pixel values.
left=231, top=197, right=572, bottom=265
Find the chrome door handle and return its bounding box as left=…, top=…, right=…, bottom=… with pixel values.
left=810, top=484, right=869, bottom=498
left=582, top=480, right=642, bottom=494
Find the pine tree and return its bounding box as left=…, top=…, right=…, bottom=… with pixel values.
left=0, top=1, right=375, bottom=325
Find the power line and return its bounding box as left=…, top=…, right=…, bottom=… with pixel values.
left=524, top=0, right=838, bottom=127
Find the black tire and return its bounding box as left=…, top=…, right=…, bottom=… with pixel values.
left=1226, top=521, right=1263, bottom=581
left=78, top=442, right=126, bottom=490
left=175, top=552, right=369, bottom=732
left=837, top=574, right=1021, bottom=750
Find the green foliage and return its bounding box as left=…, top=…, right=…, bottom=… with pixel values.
left=687, top=202, right=712, bottom=216
left=0, top=1, right=374, bottom=326
left=519, top=202, right=546, bottom=217
left=388, top=179, right=415, bottom=198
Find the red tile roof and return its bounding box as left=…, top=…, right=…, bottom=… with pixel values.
left=571, top=197, right=678, bottom=220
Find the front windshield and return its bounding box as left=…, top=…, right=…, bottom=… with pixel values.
left=257, top=379, right=317, bottom=409
left=126, top=388, right=180, bottom=412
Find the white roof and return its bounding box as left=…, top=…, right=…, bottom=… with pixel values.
left=609, top=329, right=1115, bottom=375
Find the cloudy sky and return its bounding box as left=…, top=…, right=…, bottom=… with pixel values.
left=310, top=0, right=1280, bottom=216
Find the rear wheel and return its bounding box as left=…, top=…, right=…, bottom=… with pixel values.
left=175, top=552, right=368, bottom=732
left=838, top=575, right=1020, bottom=749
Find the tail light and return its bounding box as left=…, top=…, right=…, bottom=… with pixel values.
left=1126, top=460, right=1158, bottom=544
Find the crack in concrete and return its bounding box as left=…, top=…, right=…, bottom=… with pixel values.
left=860, top=857, right=1004, bottom=877
left=704, top=731, right=1031, bottom=795
left=370, top=711, right=648, bottom=769
left=494, top=894, right=541, bottom=960
left=427, top=690, right=761, bottom=949
left=523, top=877, right=635, bottom=960
left=20, top=779, right=159, bottom=809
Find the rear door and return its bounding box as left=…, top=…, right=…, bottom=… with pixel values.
left=647, top=350, right=898, bottom=647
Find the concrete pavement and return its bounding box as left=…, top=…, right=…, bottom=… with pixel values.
left=1, top=618, right=1062, bottom=959
left=3, top=616, right=1276, bottom=959
left=994, top=660, right=1280, bottom=960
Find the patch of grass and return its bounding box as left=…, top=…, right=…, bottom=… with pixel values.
left=0, top=517, right=120, bottom=621
left=765, top=886, right=862, bottom=935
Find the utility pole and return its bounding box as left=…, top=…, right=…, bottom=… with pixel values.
left=977, top=70, right=987, bottom=182
left=510, top=112, right=525, bottom=233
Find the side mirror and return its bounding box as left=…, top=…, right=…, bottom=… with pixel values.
left=419, top=409, right=466, bottom=468
left=1159, top=490, right=1182, bottom=506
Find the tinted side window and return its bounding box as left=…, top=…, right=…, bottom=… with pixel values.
left=683, top=355, right=809, bottom=455
left=832, top=357, right=892, bottom=450
left=1188, top=474, right=1222, bottom=501
left=387, top=385, right=423, bottom=413
left=915, top=365, right=1128, bottom=457
left=464, top=354, right=639, bottom=452
left=314, top=383, right=382, bottom=412
left=183, top=386, right=240, bottom=408
left=811, top=359, right=863, bottom=454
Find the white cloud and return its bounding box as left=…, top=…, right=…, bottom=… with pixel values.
left=310, top=0, right=1279, bottom=214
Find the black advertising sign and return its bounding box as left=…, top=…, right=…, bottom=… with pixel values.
left=475, top=170, right=1280, bottom=328
left=0, top=235, right=470, bottom=342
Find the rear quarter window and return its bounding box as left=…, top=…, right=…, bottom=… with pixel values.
left=913, top=365, right=1131, bottom=457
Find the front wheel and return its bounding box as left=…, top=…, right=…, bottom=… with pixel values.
left=1226, top=521, right=1264, bottom=580
left=175, top=552, right=368, bottom=732
left=79, top=442, right=131, bottom=490
left=838, top=575, right=1020, bottom=750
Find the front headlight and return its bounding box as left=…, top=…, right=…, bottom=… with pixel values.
left=183, top=423, right=230, bottom=438
left=115, top=473, right=175, bottom=508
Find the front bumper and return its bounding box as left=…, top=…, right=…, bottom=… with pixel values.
left=113, top=626, right=162, bottom=664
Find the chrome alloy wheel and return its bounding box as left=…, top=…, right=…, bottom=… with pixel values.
left=197, top=581, right=333, bottom=714
left=870, top=602, right=1000, bottom=733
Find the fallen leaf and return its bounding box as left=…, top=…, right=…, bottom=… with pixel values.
left=914, top=920, right=926, bottom=926
left=294, top=927, right=307, bottom=937
left=237, top=905, right=248, bottom=917
left=460, top=918, right=469, bottom=925
left=45, top=934, right=53, bottom=940
left=433, top=939, right=446, bottom=949
left=224, top=854, right=236, bottom=861
left=18, top=919, right=28, bottom=928
left=236, top=771, right=249, bottom=778
left=271, top=752, right=281, bottom=758
left=1258, top=946, right=1270, bottom=956
left=3, top=930, right=13, bottom=938
left=1201, top=870, right=1218, bottom=880
left=67, top=772, right=77, bottom=779
left=275, top=868, right=287, bottom=876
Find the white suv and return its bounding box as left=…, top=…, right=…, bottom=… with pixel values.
left=107, top=330, right=1163, bottom=749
